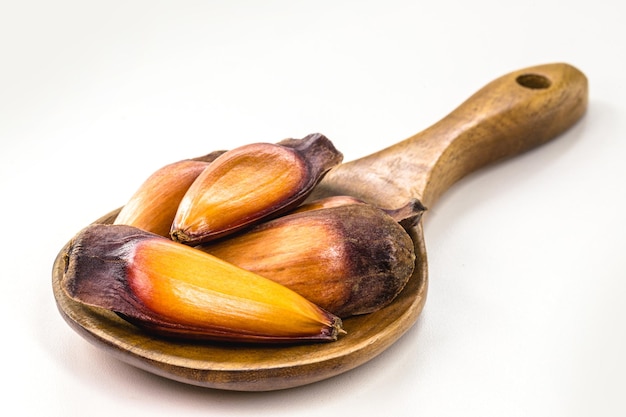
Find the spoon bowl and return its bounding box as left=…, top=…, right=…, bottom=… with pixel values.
left=52, top=63, right=588, bottom=391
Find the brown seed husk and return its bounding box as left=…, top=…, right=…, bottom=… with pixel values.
left=199, top=203, right=417, bottom=317
left=61, top=224, right=344, bottom=344
left=171, top=133, right=343, bottom=245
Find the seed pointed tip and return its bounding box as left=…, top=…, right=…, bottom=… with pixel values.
left=331, top=316, right=347, bottom=339
left=170, top=228, right=193, bottom=244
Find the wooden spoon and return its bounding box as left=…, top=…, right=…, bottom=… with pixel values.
left=52, top=63, right=588, bottom=391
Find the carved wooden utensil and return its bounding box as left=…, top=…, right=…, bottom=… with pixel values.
left=52, top=63, right=588, bottom=391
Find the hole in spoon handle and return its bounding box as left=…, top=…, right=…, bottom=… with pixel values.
left=318, top=63, right=588, bottom=209
left=516, top=73, right=552, bottom=89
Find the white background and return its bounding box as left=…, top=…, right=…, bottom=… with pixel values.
left=2, top=1, right=624, bottom=416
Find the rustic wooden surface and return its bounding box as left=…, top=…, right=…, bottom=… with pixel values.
left=52, top=63, right=587, bottom=391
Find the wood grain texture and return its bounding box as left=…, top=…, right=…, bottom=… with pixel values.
left=52, top=63, right=587, bottom=391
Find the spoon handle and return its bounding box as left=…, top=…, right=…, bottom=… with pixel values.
left=315, top=63, right=588, bottom=208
